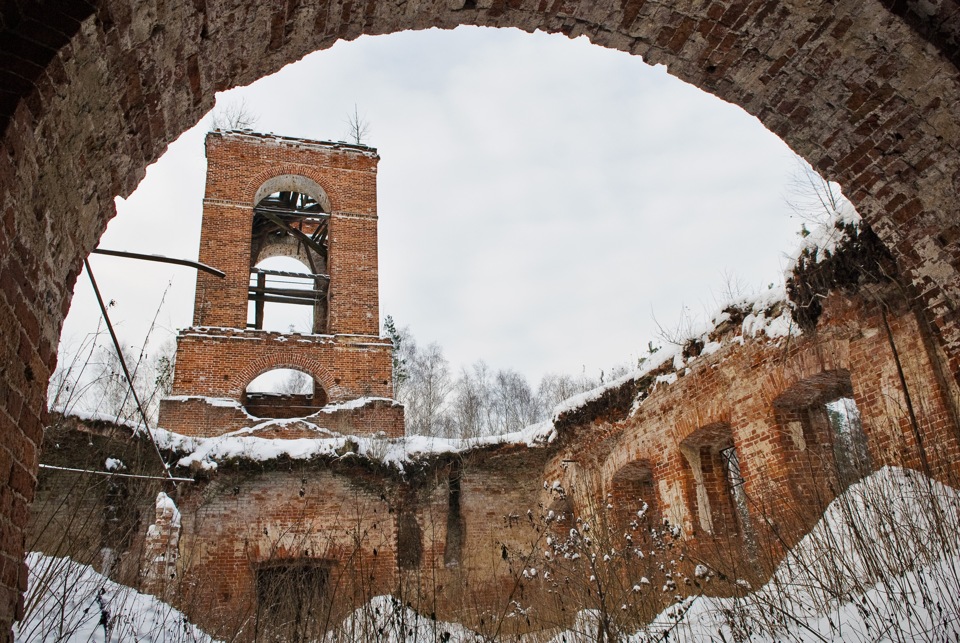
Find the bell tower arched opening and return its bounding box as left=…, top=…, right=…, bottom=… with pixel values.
left=249, top=178, right=331, bottom=334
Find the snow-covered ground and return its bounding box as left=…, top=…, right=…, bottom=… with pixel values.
left=323, top=595, right=485, bottom=642
left=619, top=466, right=960, bottom=643
left=14, top=553, right=218, bottom=643
left=321, top=466, right=960, bottom=643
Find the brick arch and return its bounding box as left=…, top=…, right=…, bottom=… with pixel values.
left=249, top=167, right=337, bottom=211
left=757, top=339, right=853, bottom=407
left=253, top=173, right=332, bottom=212
left=228, top=354, right=340, bottom=401
left=5, top=0, right=960, bottom=632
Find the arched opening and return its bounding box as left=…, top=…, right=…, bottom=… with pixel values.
left=253, top=175, right=331, bottom=214
left=773, top=370, right=871, bottom=501
left=680, top=423, right=751, bottom=540
left=249, top=180, right=331, bottom=334
left=244, top=367, right=329, bottom=418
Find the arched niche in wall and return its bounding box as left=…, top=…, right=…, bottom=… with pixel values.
left=608, top=459, right=659, bottom=538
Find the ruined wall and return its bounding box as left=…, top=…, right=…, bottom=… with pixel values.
left=171, top=465, right=399, bottom=638
left=552, top=284, right=960, bottom=567
left=26, top=276, right=960, bottom=636
left=7, top=0, right=960, bottom=634
left=164, top=448, right=551, bottom=639
left=26, top=416, right=168, bottom=595
left=395, top=449, right=553, bottom=635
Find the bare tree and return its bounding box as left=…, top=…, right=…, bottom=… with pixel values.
left=276, top=370, right=313, bottom=395
left=394, top=325, right=612, bottom=438
left=537, top=372, right=598, bottom=413
left=344, top=104, right=371, bottom=145
left=450, top=361, right=494, bottom=439
left=210, top=98, right=259, bottom=131
left=489, top=369, right=539, bottom=433
left=85, top=340, right=176, bottom=425
left=402, top=341, right=453, bottom=436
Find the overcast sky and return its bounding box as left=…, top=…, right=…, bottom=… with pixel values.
left=60, top=26, right=810, bottom=386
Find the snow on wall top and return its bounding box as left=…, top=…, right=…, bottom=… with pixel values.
left=147, top=282, right=797, bottom=471
left=140, top=284, right=799, bottom=471
left=60, top=283, right=797, bottom=472
left=551, top=282, right=798, bottom=426
left=151, top=420, right=556, bottom=473
left=784, top=197, right=862, bottom=275
left=213, top=129, right=378, bottom=156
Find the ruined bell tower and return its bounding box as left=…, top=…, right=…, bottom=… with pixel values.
left=158, top=130, right=403, bottom=439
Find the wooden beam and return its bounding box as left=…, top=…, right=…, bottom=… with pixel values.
left=248, top=294, right=319, bottom=306
left=255, top=208, right=328, bottom=258
left=251, top=268, right=329, bottom=280
left=254, top=272, right=265, bottom=329
left=253, top=205, right=328, bottom=221
left=248, top=285, right=325, bottom=299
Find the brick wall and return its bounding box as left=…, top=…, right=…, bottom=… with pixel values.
left=169, top=329, right=394, bottom=403
left=173, top=465, right=400, bottom=636
left=27, top=416, right=167, bottom=594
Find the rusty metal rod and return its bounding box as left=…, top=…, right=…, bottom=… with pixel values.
left=84, top=258, right=175, bottom=481
left=92, top=248, right=225, bottom=278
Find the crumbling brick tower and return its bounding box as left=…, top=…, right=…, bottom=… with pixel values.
left=158, top=130, right=403, bottom=438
